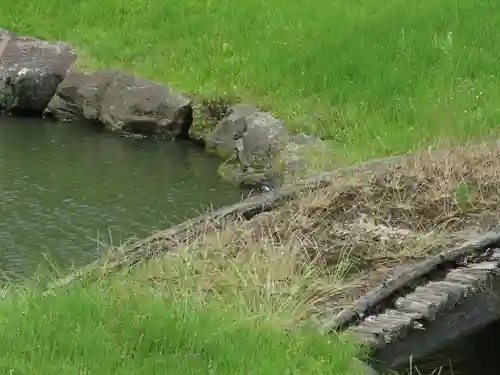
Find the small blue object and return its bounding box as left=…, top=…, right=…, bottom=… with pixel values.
left=261, top=182, right=274, bottom=192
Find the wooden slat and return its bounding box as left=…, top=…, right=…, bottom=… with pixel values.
left=320, top=232, right=500, bottom=332
left=0, top=32, right=10, bottom=60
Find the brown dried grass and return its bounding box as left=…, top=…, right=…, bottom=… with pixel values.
left=132, top=140, right=500, bottom=324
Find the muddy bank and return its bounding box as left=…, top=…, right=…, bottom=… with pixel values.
left=0, top=28, right=327, bottom=191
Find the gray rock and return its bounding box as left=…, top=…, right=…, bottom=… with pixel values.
left=206, top=103, right=330, bottom=188
left=238, top=109, right=288, bottom=171
left=206, top=103, right=261, bottom=157
left=206, top=104, right=289, bottom=187
left=281, top=133, right=329, bottom=176
left=100, top=73, right=192, bottom=137
left=45, top=69, right=119, bottom=122
left=46, top=70, right=193, bottom=138
left=0, top=29, right=77, bottom=115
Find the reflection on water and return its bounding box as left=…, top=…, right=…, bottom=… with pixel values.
left=401, top=319, right=500, bottom=375
left=0, top=117, right=245, bottom=279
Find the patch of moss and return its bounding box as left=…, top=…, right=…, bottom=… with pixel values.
left=217, top=158, right=244, bottom=183
left=188, top=94, right=239, bottom=145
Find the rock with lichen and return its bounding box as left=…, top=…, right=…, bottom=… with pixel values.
left=205, top=103, right=328, bottom=188
left=0, top=28, right=76, bottom=115
left=45, top=69, right=192, bottom=138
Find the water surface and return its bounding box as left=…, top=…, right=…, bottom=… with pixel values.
left=0, top=117, right=245, bottom=279
left=402, top=318, right=500, bottom=375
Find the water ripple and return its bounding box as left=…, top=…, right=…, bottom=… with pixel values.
left=0, top=118, right=244, bottom=279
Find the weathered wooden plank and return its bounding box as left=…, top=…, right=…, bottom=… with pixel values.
left=424, top=281, right=465, bottom=308
left=394, top=298, right=438, bottom=320
left=383, top=308, right=423, bottom=320
left=412, top=285, right=445, bottom=297
left=351, top=322, right=387, bottom=336
left=487, top=249, right=500, bottom=260
left=445, top=268, right=484, bottom=287
left=466, top=262, right=499, bottom=271
left=320, top=232, right=500, bottom=333
left=368, top=273, right=500, bottom=373
left=349, top=308, right=426, bottom=348
left=458, top=267, right=494, bottom=282
left=349, top=326, right=389, bottom=347
left=416, top=289, right=460, bottom=313
left=349, top=330, right=382, bottom=347
left=371, top=314, right=407, bottom=327
left=456, top=269, right=494, bottom=292
left=414, top=293, right=448, bottom=309
left=425, top=280, right=467, bottom=297
left=347, top=257, right=500, bottom=349
left=364, top=314, right=413, bottom=340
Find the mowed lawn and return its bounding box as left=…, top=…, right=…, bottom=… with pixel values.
left=3, top=0, right=500, bottom=162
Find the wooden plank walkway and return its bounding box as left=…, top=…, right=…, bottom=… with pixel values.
left=348, top=249, right=500, bottom=346
left=314, top=232, right=500, bottom=373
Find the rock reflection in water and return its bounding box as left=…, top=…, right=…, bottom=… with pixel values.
left=0, top=117, right=245, bottom=280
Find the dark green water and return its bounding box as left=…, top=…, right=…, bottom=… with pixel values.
left=401, top=319, right=500, bottom=375
left=0, top=117, right=245, bottom=280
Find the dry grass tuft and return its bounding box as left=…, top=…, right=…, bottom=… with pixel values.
left=132, top=141, right=500, bottom=323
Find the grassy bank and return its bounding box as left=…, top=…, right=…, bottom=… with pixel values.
left=2, top=0, right=500, bottom=373
left=4, top=136, right=496, bottom=373
left=3, top=0, right=500, bottom=162
left=0, top=261, right=363, bottom=374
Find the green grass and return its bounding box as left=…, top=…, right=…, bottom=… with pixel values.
left=3, top=0, right=500, bottom=162
left=0, top=279, right=362, bottom=375
left=2, top=1, right=497, bottom=372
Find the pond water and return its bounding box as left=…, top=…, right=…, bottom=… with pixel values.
left=401, top=319, right=500, bottom=375
left=0, top=117, right=245, bottom=280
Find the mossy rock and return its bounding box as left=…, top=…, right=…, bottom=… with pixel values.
left=217, top=160, right=244, bottom=184
left=216, top=133, right=331, bottom=188
left=188, top=94, right=238, bottom=146
left=217, top=153, right=286, bottom=188
left=218, top=162, right=269, bottom=188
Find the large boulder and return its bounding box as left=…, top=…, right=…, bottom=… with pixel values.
left=206, top=104, right=288, bottom=187
left=206, top=103, right=331, bottom=188
left=0, top=29, right=77, bottom=115
left=282, top=133, right=330, bottom=177
left=206, top=104, right=268, bottom=157
left=46, top=70, right=112, bottom=122
left=45, top=70, right=193, bottom=138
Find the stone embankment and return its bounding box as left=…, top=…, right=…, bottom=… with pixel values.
left=0, top=28, right=326, bottom=190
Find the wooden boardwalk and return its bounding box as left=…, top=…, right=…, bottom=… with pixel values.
left=315, top=232, right=500, bottom=373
